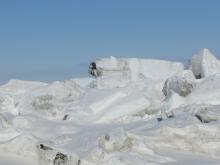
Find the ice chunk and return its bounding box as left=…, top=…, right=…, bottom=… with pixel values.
left=162, top=70, right=196, bottom=97
left=189, top=48, right=220, bottom=78
left=193, top=105, right=220, bottom=123
left=95, top=57, right=184, bottom=89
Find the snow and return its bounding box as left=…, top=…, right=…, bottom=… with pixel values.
left=0, top=49, right=220, bottom=165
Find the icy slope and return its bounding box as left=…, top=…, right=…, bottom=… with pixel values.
left=0, top=51, right=220, bottom=165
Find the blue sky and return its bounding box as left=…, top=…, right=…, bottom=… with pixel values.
left=0, top=0, right=220, bottom=83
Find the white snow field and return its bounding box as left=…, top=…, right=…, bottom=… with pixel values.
left=1, top=48, right=220, bottom=165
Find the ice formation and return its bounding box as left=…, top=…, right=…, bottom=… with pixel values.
left=95, top=56, right=184, bottom=88
left=162, top=70, right=196, bottom=97
left=189, top=48, right=220, bottom=78
left=0, top=48, right=220, bottom=165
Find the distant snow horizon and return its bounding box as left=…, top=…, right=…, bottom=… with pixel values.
left=0, top=63, right=89, bottom=85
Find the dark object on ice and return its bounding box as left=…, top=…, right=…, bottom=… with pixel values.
left=168, top=114, right=175, bottom=118
left=157, top=111, right=175, bottom=122
left=195, top=113, right=218, bottom=123
left=63, top=114, right=68, bottom=120
left=77, top=159, right=81, bottom=165
left=167, top=112, right=175, bottom=118
left=88, top=62, right=98, bottom=77
left=195, top=114, right=209, bottom=123
left=39, top=144, right=53, bottom=151
left=195, top=74, right=202, bottom=79
left=157, top=117, right=163, bottom=122
left=88, top=62, right=102, bottom=78
left=105, top=134, right=110, bottom=141
left=194, top=109, right=219, bottom=123
left=53, top=152, right=68, bottom=165
left=90, top=62, right=97, bottom=70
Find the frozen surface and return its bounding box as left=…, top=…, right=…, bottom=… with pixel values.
left=1, top=49, right=220, bottom=165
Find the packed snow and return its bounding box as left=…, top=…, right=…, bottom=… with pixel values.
left=0, top=48, right=220, bottom=165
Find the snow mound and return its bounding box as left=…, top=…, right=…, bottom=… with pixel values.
left=162, top=70, right=196, bottom=97
left=18, top=80, right=84, bottom=120
left=189, top=48, right=220, bottom=78
left=98, top=128, right=134, bottom=153
left=88, top=128, right=175, bottom=165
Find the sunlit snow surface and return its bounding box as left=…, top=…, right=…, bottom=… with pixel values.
left=1, top=49, right=220, bottom=165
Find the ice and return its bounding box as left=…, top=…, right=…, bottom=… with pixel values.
left=189, top=48, right=220, bottom=78
left=96, top=57, right=184, bottom=81
left=0, top=50, right=220, bottom=164
left=95, top=57, right=184, bottom=88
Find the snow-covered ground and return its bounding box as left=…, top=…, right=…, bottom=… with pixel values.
left=0, top=48, right=220, bottom=165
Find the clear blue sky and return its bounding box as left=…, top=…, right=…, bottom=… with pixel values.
left=0, top=0, right=220, bottom=84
